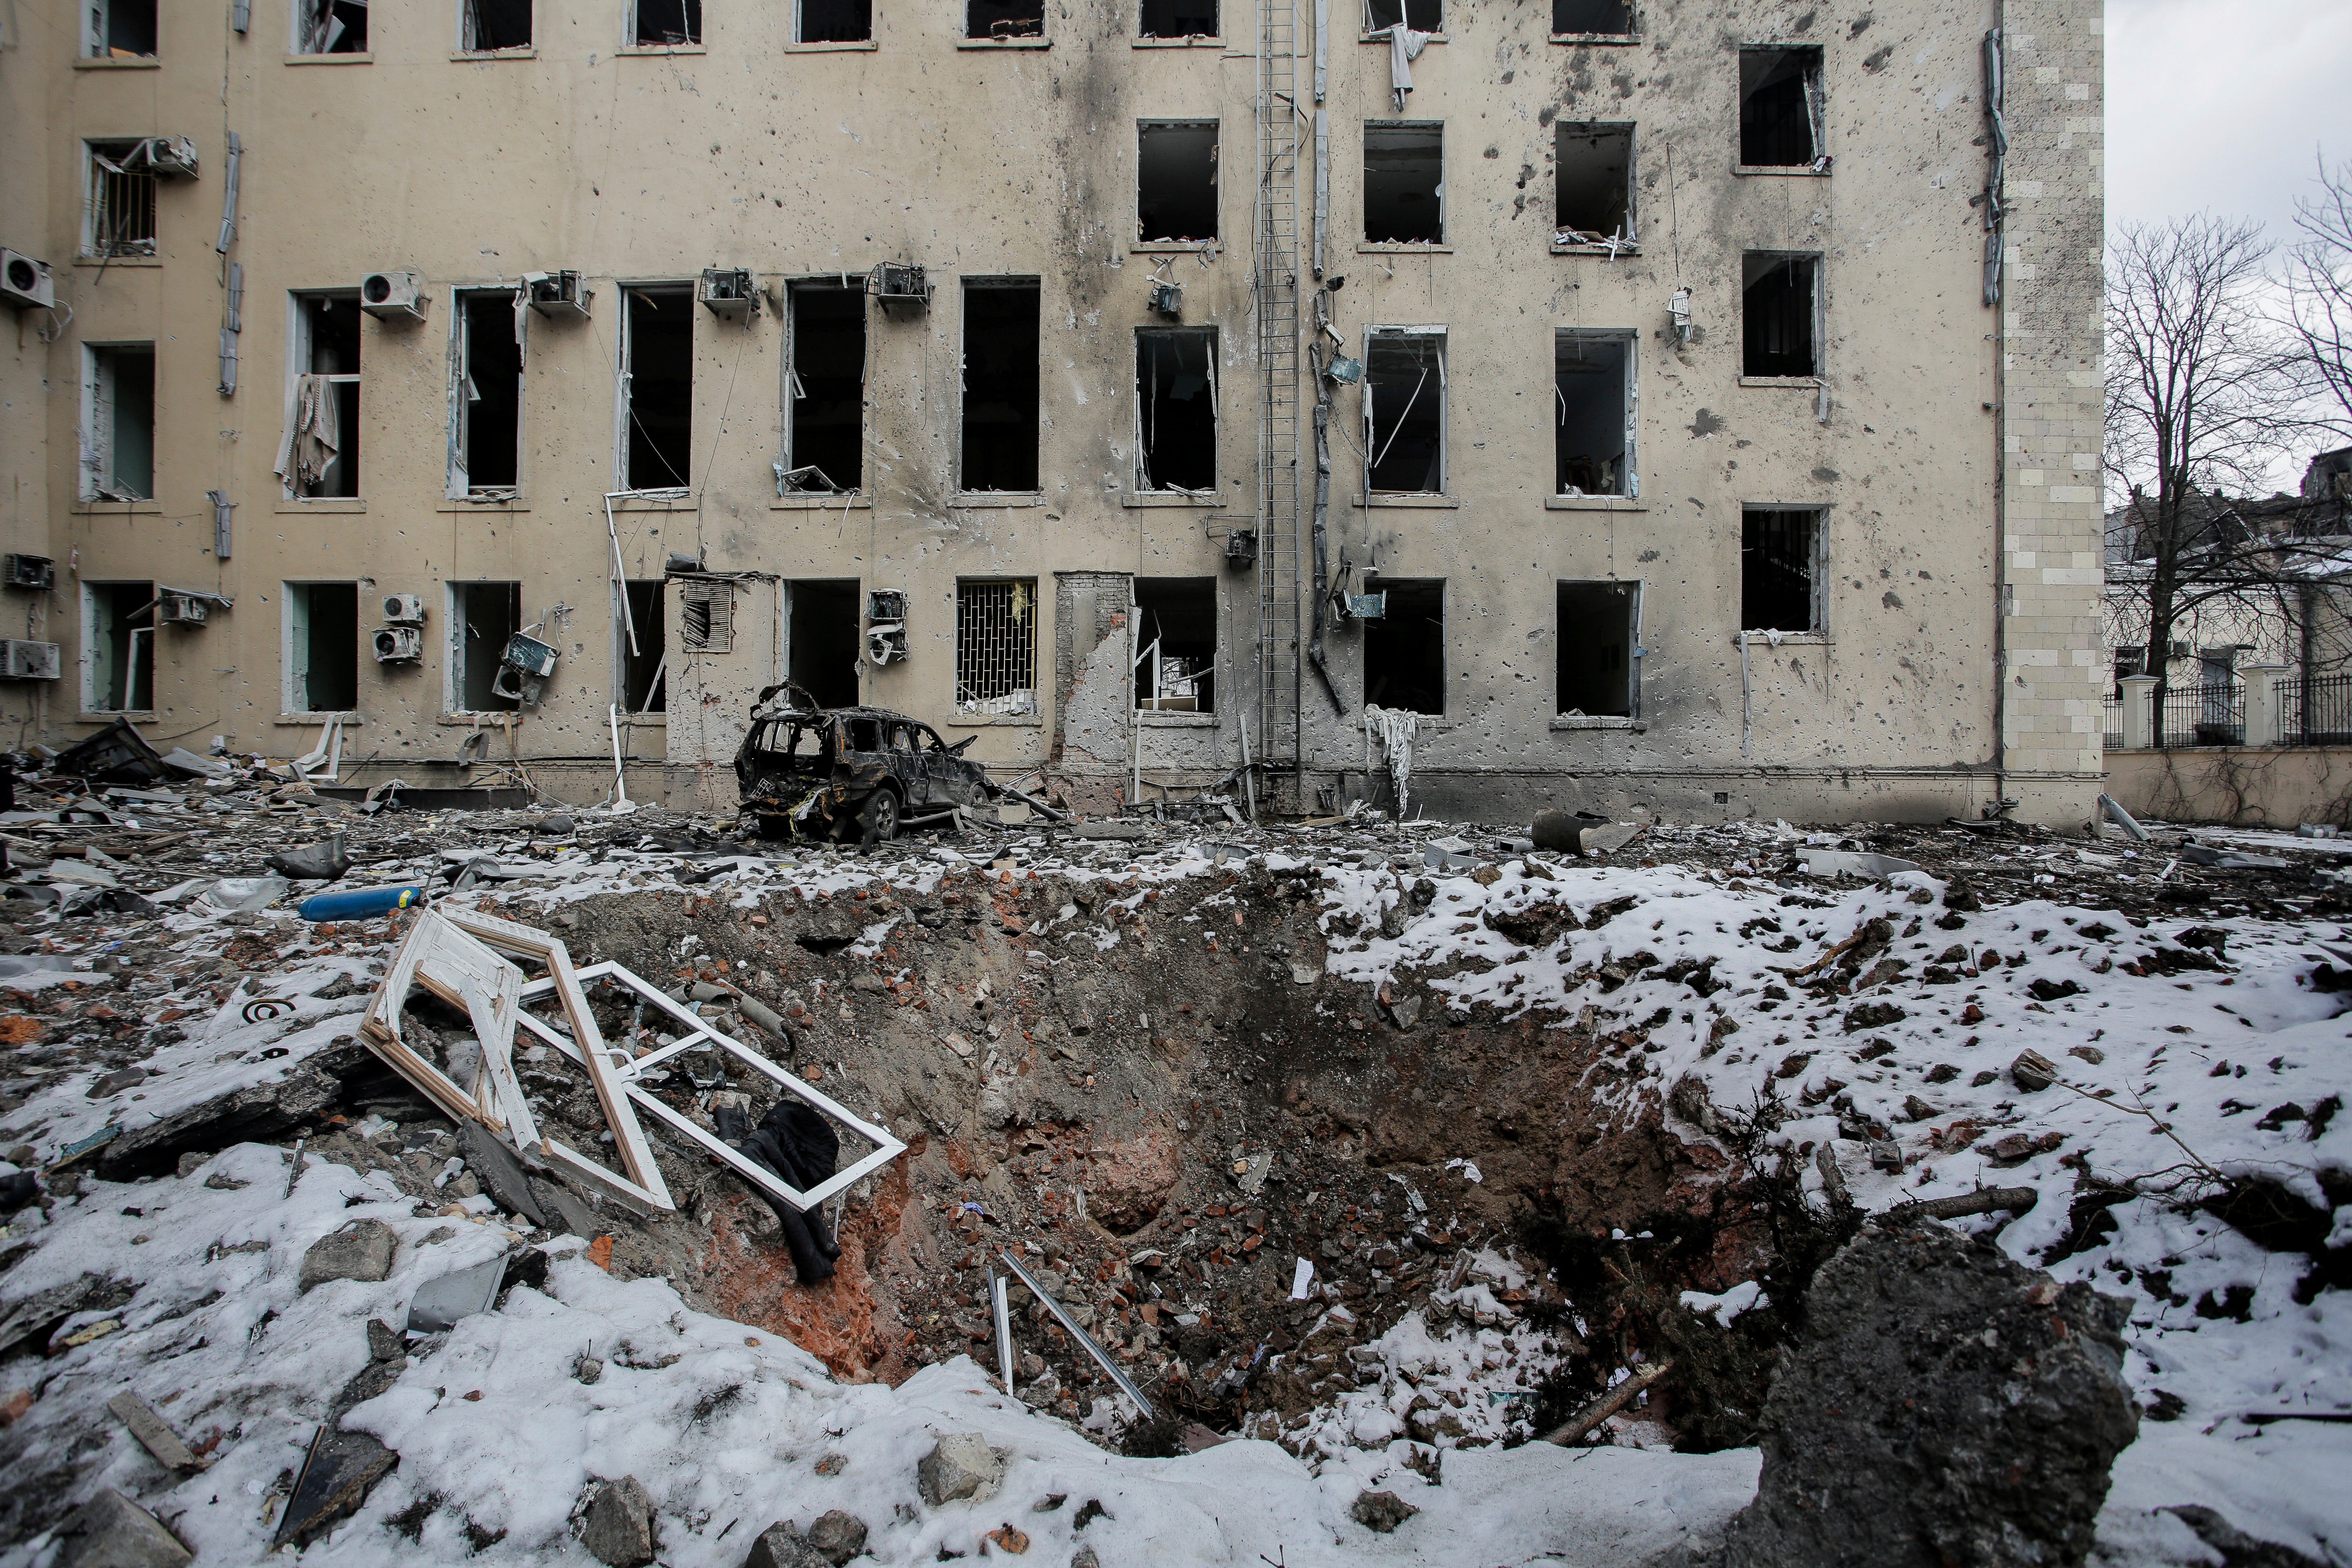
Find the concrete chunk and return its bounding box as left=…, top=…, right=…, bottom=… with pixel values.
left=806, top=1510, right=870, bottom=1566
left=742, top=1520, right=825, bottom=1568
left=297, top=1219, right=397, bottom=1294
left=580, top=1474, right=656, bottom=1568
left=916, top=1432, right=1005, bottom=1507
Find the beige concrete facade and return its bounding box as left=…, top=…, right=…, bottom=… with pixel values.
left=0, top=0, right=2103, bottom=823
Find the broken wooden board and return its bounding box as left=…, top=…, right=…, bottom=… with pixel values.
left=106, top=1389, right=204, bottom=1471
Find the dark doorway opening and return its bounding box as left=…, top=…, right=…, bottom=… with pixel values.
left=1137, top=329, right=1218, bottom=492
left=624, top=580, right=667, bottom=713
left=1742, top=254, right=1818, bottom=378
left=1365, top=122, right=1443, bottom=244
left=1364, top=579, right=1444, bottom=715
left=1134, top=578, right=1216, bottom=711
left=1742, top=509, right=1819, bottom=632
left=960, top=281, right=1041, bottom=492
left=1739, top=47, right=1822, bottom=167
left=791, top=580, right=863, bottom=708
left=1555, top=333, right=1630, bottom=497
left=625, top=288, right=693, bottom=490
left=462, top=292, right=522, bottom=491
left=790, top=285, right=866, bottom=492
left=454, top=581, right=523, bottom=713
left=1556, top=581, right=1635, bottom=717
left=1366, top=333, right=1444, bottom=494
left=1555, top=123, right=1633, bottom=240
left=1139, top=122, right=1219, bottom=241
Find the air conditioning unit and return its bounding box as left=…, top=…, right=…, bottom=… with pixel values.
left=372, top=626, right=424, bottom=664
left=126, top=136, right=201, bottom=179
left=359, top=270, right=429, bottom=323
left=699, top=268, right=759, bottom=318
left=1223, top=529, right=1258, bottom=569
left=2, top=554, right=54, bottom=590
left=1147, top=278, right=1183, bottom=317
left=0, top=641, right=60, bottom=681
left=524, top=270, right=592, bottom=320
left=492, top=631, right=559, bottom=706
left=156, top=593, right=210, bottom=626
left=869, top=262, right=931, bottom=319
left=866, top=589, right=908, bottom=666
left=0, top=251, right=53, bottom=312
left=381, top=592, right=426, bottom=624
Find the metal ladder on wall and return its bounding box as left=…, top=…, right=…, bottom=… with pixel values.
left=1253, top=0, right=1304, bottom=797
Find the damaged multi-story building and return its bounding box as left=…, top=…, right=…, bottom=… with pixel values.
left=0, top=0, right=2105, bottom=824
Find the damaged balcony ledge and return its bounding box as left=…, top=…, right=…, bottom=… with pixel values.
left=1552, top=241, right=1641, bottom=257
left=1357, top=243, right=1454, bottom=255
left=74, top=255, right=160, bottom=268
left=1550, top=715, right=1647, bottom=731
left=1131, top=242, right=1218, bottom=254
left=957, top=36, right=1051, bottom=49
left=1545, top=494, right=1646, bottom=512
left=72, top=55, right=160, bottom=68
left=773, top=492, right=871, bottom=511
left=1739, top=375, right=1824, bottom=390
left=437, top=498, right=529, bottom=512
left=1355, top=492, right=1459, bottom=509
left=284, top=52, right=374, bottom=64
left=608, top=494, right=694, bottom=513
left=276, top=498, right=366, bottom=513
left=71, top=499, right=163, bottom=515
left=784, top=39, right=878, bottom=51
left=276, top=712, right=364, bottom=726
left=1734, top=165, right=1833, bottom=178
left=1732, top=631, right=1832, bottom=647
left=1136, top=710, right=1219, bottom=727
left=944, top=714, right=1044, bottom=728
left=1550, top=32, right=1638, bottom=45
left=1132, top=35, right=1222, bottom=47
left=952, top=491, right=1045, bottom=508
left=1359, top=31, right=1447, bottom=42
left=1123, top=489, right=1229, bottom=507
left=450, top=47, right=537, bottom=60
left=616, top=43, right=708, bottom=55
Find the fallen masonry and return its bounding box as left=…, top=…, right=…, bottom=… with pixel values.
left=0, top=762, right=2344, bottom=1564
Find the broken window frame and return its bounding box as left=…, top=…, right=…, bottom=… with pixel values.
left=617, top=283, right=694, bottom=492
left=783, top=278, right=867, bottom=494
left=958, top=277, right=1042, bottom=496
left=1363, top=120, right=1444, bottom=245
left=793, top=0, right=872, bottom=43
left=1553, top=121, right=1637, bottom=249
left=1554, top=327, right=1637, bottom=499
left=82, top=580, right=156, bottom=715
left=955, top=578, right=1039, bottom=714
left=1361, top=576, right=1446, bottom=716
left=80, top=342, right=156, bottom=503
left=629, top=0, right=700, bottom=46
left=1361, top=0, right=1439, bottom=37
left=449, top=288, right=525, bottom=499
left=1138, top=119, right=1221, bottom=243
left=459, top=0, right=532, bottom=53
left=283, top=581, right=362, bottom=717
left=1132, top=577, right=1217, bottom=713
left=445, top=579, right=525, bottom=715
left=84, top=0, right=158, bottom=57
left=1740, top=251, right=1824, bottom=380
left=1362, top=326, right=1446, bottom=497
left=83, top=140, right=158, bottom=258
left=1555, top=579, right=1641, bottom=719
left=1741, top=506, right=1825, bottom=634
left=1134, top=327, right=1219, bottom=494
left=965, top=0, right=1045, bottom=40
left=291, top=0, right=368, bottom=53
left=1737, top=44, right=1827, bottom=171
left=1138, top=0, right=1216, bottom=41
left=1549, top=0, right=1632, bottom=40
left=285, top=292, right=362, bottom=499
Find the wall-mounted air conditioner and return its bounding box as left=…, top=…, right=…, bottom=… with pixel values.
left=869, top=263, right=931, bottom=319
left=127, top=136, right=202, bottom=179
left=0, top=641, right=60, bottom=681
left=524, top=270, right=592, bottom=319
left=359, top=270, right=429, bottom=323
left=699, top=268, right=758, bottom=318
left=866, top=589, right=908, bottom=666
left=2, top=555, right=54, bottom=590
left=1148, top=279, right=1183, bottom=317
left=0, top=251, right=53, bottom=312
left=381, top=592, right=425, bottom=624
left=491, top=632, right=558, bottom=705
left=156, top=593, right=210, bottom=626
left=372, top=626, right=424, bottom=664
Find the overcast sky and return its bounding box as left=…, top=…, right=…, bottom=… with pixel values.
left=2105, top=0, right=2352, bottom=247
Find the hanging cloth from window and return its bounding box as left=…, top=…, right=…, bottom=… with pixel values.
left=1385, top=25, right=1429, bottom=112
left=276, top=373, right=341, bottom=491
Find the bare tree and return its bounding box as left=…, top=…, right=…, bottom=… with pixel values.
left=2287, top=154, right=2352, bottom=434
left=2105, top=215, right=2312, bottom=737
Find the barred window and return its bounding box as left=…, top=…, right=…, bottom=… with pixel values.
left=87, top=142, right=157, bottom=258
left=956, top=579, right=1038, bottom=714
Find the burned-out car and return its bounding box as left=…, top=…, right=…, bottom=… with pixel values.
left=734, top=684, right=998, bottom=841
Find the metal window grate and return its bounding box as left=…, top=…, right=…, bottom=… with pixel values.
left=956, top=580, right=1036, bottom=705
left=91, top=154, right=156, bottom=257
left=678, top=579, right=734, bottom=653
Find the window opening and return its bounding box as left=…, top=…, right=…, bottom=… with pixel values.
left=1556, top=581, right=1636, bottom=717
left=87, top=0, right=157, bottom=56
left=623, top=287, right=693, bottom=490
left=1554, top=123, right=1633, bottom=243
left=287, top=294, right=361, bottom=498
left=85, top=583, right=156, bottom=713
left=624, top=580, right=667, bottom=713
left=1133, top=578, right=1216, bottom=712
left=287, top=582, right=360, bottom=713
left=1136, top=328, right=1218, bottom=493
left=457, top=291, right=523, bottom=493
left=797, top=0, right=870, bottom=42
left=1742, top=253, right=1819, bottom=377
left=1140, top=0, right=1214, bottom=38
left=294, top=0, right=367, bottom=52
left=1139, top=122, right=1218, bottom=241
left=1364, top=330, right=1444, bottom=494
left=84, top=345, right=155, bottom=501
left=1363, top=0, right=1437, bottom=33
left=1363, top=578, right=1443, bottom=715
left=967, top=0, right=1042, bottom=38
left=788, top=579, right=862, bottom=708
left=1364, top=122, right=1442, bottom=244
left=463, top=0, right=531, bottom=51
left=1552, top=0, right=1628, bottom=35
left=450, top=581, right=523, bottom=712
left=634, top=0, right=699, bottom=44
left=1739, top=46, right=1824, bottom=168
left=86, top=142, right=157, bottom=258
left=1555, top=331, right=1633, bottom=497
left=679, top=579, right=735, bottom=653
left=956, top=579, right=1038, bottom=714
left=960, top=281, right=1041, bottom=492
left=1742, top=509, right=1818, bottom=632
left=787, top=284, right=865, bottom=492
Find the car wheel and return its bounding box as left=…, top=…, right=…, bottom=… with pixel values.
left=864, top=786, right=901, bottom=842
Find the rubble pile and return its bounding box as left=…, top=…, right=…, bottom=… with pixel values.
left=0, top=749, right=2345, bottom=1566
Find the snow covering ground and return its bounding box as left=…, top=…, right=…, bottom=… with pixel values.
left=2, top=825, right=2348, bottom=1564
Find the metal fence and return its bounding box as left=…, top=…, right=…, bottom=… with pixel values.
left=2158, top=681, right=2245, bottom=748
left=2280, top=673, right=2352, bottom=746
left=2102, top=693, right=2123, bottom=751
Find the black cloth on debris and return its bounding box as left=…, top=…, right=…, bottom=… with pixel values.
left=716, top=1099, right=842, bottom=1285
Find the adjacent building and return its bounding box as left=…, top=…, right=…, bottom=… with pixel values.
left=0, top=0, right=2106, bottom=823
